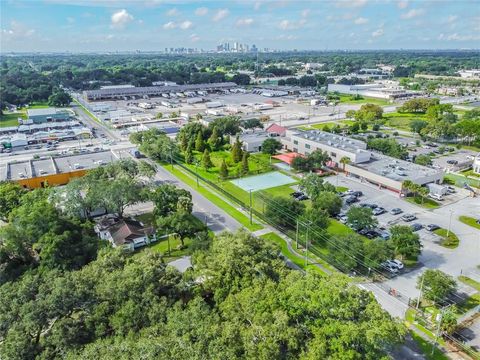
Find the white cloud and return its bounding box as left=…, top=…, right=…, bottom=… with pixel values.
left=166, top=8, right=179, bottom=16
left=195, top=7, right=208, bottom=16
left=446, top=15, right=458, bottom=23
left=236, top=18, right=254, bottom=27
left=190, top=33, right=200, bottom=42
left=276, top=34, right=298, bottom=40
left=301, top=9, right=310, bottom=18
left=254, top=2, right=261, bottom=10
left=354, top=17, right=369, bottom=25
left=336, top=0, right=367, bottom=8
left=179, top=20, right=193, bottom=30
left=438, top=33, right=480, bottom=41
left=278, top=19, right=306, bottom=30
left=397, top=1, right=408, bottom=9
left=212, top=9, right=229, bottom=22
left=400, top=8, right=424, bottom=19
left=163, top=21, right=176, bottom=30
left=110, top=9, right=134, bottom=29
left=66, top=17, right=75, bottom=24
left=1, top=20, right=35, bottom=40
left=371, top=28, right=384, bottom=37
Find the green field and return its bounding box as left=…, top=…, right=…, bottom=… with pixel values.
left=444, top=173, right=480, bottom=189
left=0, top=112, right=24, bottom=127
left=336, top=94, right=391, bottom=106
left=383, top=112, right=427, bottom=131
left=433, top=228, right=459, bottom=248
left=163, top=164, right=263, bottom=231
left=459, top=216, right=480, bottom=230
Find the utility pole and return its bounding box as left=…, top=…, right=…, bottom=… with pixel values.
left=249, top=189, right=253, bottom=225
left=304, top=222, right=310, bottom=270
left=432, top=306, right=447, bottom=355
left=416, top=273, right=425, bottom=309
left=295, top=219, right=299, bottom=249
left=195, top=161, right=199, bottom=187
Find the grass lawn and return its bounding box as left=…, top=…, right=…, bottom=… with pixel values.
left=460, top=169, right=480, bottom=178
left=26, top=102, right=50, bottom=109
left=336, top=94, right=391, bottom=106
left=327, top=219, right=355, bottom=236
left=383, top=112, right=428, bottom=131
left=164, top=164, right=263, bottom=231
left=336, top=186, right=349, bottom=192
left=0, top=112, right=24, bottom=127
left=146, top=236, right=193, bottom=261
left=444, top=173, right=480, bottom=189
left=433, top=228, right=459, bottom=248
left=459, top=216, right=480, bottom=230
left=458, top=276, right=480, bottom=292
left=409, top=330, right=449, bottom=360
left=260, top=232, right=326, bottom=276
left=73, top=99, right=102, bottom=124
left=405, top=195, right=440, bottom=209
left=456, top=293, right=480, bottom=315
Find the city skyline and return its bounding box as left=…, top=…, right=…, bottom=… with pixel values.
left=1, top=0, right=479, bottom=53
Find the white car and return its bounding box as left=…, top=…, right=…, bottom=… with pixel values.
left=428, top=193, right=443, bottom=201
left=381, top=262, right=399, bottom=274
left=388, top=259, right=404, bottom=270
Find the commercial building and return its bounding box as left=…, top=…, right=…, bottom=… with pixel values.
left=0, top=150, right=119, bottom=189
left=83, top=82, right=237, bottom=101
left=473, top=154, right=480, bottom=174
left=282, top=129, right=444, bottom=192
left=327, top=83, right=417, bottom=100
left=26, top=108, right=71, bottom=124
left=231, top=131, right=276, bottom=152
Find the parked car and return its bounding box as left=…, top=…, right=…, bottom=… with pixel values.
left=446, top=159, right=458, bottom=165
left=411, top=223, right=423, bottom=231
left=295, top=194, right=309, bottom=201
left=381, top=262, right=399, bottom=274
left=372, top=207, right=386, bottom=216
left=339, top=216, right=348, bottom=224
left=390, top=208, right=403, bottom=215
left=446, top=186, right=456, bottom=193
left=401, top=214, right=417, bottom=222
left=351, top=191, right=363, bottom=198
left=345, top=196, right=358, bottom=205
left=426, top=224, right=440, bottom=231
left=428, top=193, right=443, bottom=201
left=360, top=203, right=377, bottom=209
left=388, top=259, right=404, bottom=270
left=290, top=191, right=303, bottom=198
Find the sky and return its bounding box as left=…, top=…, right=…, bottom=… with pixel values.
left=1, top=0, right=479, bottom=53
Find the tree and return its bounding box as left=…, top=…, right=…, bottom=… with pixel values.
left=299, top=173, right=336, bottom=201
left=231, top=73, right=251, bottom=85
left=364, top=239, right=393, bottom=270
left=241, top=152, right=249, bottom=175
left=0, top=181, right=26, bottom=221
left=414, top=154, right=432, bottom=166
left=137, top=161, right=156, bottom=180
left=291, top=156, right=312, bottom=172
left=367, top=138, right=408, bottom=159
left=417, top=269, right=457, bottom=304
left=327, top=233, right=364, bottom=271
left=184, top=145, right=194, bottom=164
left=390, top=225, right=422, bottom=260
left=309, top=149, right=331, bottom=169
left=157, top=213, right=204, bottom=246
left=48, top=89, right=72, bottom=107
left=265, top=196, right=305, bottom=229
left=242, top=118, right=263, bottom=130
left=410, top=119, right=428, bottom=134
left=129, top=128, right=178, bottom=162
left=339, top=156, right=351, bottom=172
left=346, top=110, right=356, bottom=119
left=155, top=112, right=163, bottom=119
left=219, top=159, right=229, bottom=179
left=201, top=149, right=213, bottom=170
left=149, top=184, right=192, bottom=217
left=208, top=116, right=241, bottom=136
left=208, top=127, right=222, bottom=151
left=176, top=122, right=206, bottom=151
left=440, top=306, right=458, bottom=335
left=346, top=206, right=378, bottom=231
left=313, top=191, right=343, bottom=216
left=195, top=131, right=205, bottom=152
left=261, top=138, right=282, bottom=155
left=354, top=103, right=383, bottom=122
left=231, top=136, right=243, bottom=163
left=300, top=207, right=330, bottom=232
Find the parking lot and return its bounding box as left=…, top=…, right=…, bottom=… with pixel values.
left=324, top=173, right=480, bottom=300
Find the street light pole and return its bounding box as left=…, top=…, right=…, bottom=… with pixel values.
left=249, top=189, right=253, bottom=225
left=304, top=222, right=310, bottom=270
left=295, top=219, right=299, bottom=249
left=416, top=273, right=425, bottom=309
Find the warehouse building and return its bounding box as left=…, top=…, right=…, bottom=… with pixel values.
left=26, top=108, right=71, bottom=124
left=0, top=150, right=118, bottom=189
left=327, top=83, right=418, bottom=100
left=282, top=129, right=444, bottom=192
left=83, top=82, right=237, bottom=101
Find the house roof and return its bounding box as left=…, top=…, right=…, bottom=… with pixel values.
left=108, top=218, right=155, bottom=246
left=266, top=123, right=287, bottom=135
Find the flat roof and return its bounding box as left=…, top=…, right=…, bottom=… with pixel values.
left=238, top=132, right=271, bottom=143
left=354, top=153, right=443, bottom=182
left=84, top=82, right=237, bottom=97
left=291, top=130, right=367, bottom=153
left=27, top=108, right=68, bottom=117
left=3, top=150, right=119, bottom=181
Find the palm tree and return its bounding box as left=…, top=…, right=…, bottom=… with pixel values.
left=418, top=186, right=429, bottom=204
left=402, top=180, right=413, bottom=196
left=339, top=156, right=351, bottom=173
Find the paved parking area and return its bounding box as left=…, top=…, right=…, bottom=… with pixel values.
left=324, top=173, right=480, bottom=300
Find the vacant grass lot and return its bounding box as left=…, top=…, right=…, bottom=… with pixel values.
left=433, top=228, right=459, bottom=248
left=0, top=112, right=24, bottom=127
left=458, top=276, right=480, bottom=292
left=444, top=173, right=480, bottom=189
left=336, top=94, right=391, bottom=106
left=459, top=215, right=480, bottom=230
